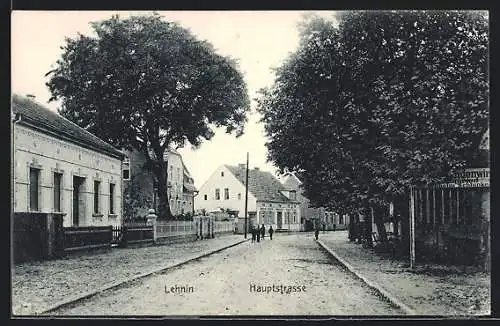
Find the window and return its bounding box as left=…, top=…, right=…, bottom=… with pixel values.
left=94, top=180, right=100, bottom=214
left=221, top=171, right=224, bottom=177
left=29, top=168, right=40, bottom=211
left=109, top=183, right=115, bottom=214
left=123, top=157, right=130, bottom=180
left=293, top=211, right=297, bottom=223
left=224, top=188, right=229, bottom=200
left=339, top=214, right=344, bottom=224
left=53, top=172, right=62, bottom=212
left=261, top=210, right=273, bottom=225
left=204, top=194, right=207, bottom=200
left=290, top=191, right=296, bottom=200
left=238, top=193, right=241, bottom=200
left=215, top=188, right=220, bottom=200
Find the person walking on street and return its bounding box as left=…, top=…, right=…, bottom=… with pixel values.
left=251, top=226, right=256, bottom=243
left=315, top=228, right=319, bottom=240
left=268, top=226, right=274, bottom=240
left=261, top=224, right=266, bottom=240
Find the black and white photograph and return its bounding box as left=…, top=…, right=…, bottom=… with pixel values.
left=11, top=10, right=490, bottom=317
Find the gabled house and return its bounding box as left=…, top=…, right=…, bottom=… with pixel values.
left=123, top=148, right=197, bottom=219
left=12, top=94, right=125, bottom=227
left=195, top=164, right=301, bottom=231
left=282, top=173, right=350, bottom=231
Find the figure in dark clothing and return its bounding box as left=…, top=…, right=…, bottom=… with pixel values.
left=268, top=226, right=274, bottom=240
left=257, top=230, right=260, bottom=242
left=315, top=229, right=319, bottom=240
left=251, top=227, right=256, bottom=243
left=261, top=224, right=266, bottom=240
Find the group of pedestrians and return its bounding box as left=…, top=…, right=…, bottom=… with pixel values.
left=251, top=224, right=274, bottom=243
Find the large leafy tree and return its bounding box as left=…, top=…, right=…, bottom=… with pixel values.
left=257, top=11, right=488, bottom=244
left=46, top=13, right=250, bottom=219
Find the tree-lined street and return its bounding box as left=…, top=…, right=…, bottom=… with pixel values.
left=50, top=234, right=401, bottom=316
left=12, top=10, right=490, bottom=318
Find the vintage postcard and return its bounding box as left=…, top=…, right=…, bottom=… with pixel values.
left=11, top=10, right=490, bottom=318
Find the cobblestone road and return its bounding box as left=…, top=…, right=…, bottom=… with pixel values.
left=51, top=233, right=402, bottom=316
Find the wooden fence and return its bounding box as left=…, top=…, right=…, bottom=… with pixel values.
left=156, top=220, right=197, bottom=238
left=112, top=221, right=154, bottom=247
left=156, top=219, right=234, bottom=240
left=63, top=226, right=113, bottom=252
left=213, top=221, right=235, bottom=234
left=409, top=182, right=489, bottom=267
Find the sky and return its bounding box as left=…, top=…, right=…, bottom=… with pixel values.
left=11, top=10, right=337, bottom=188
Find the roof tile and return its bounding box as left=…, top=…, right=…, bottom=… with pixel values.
left=12, top=94, right=124, bottom=158
left=225, top=165, right=294, bottom=203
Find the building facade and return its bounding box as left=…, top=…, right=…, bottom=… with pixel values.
left=195, top=164, right=301, bottom=231
left=124, top=148, right=196, bottom=218
left=282, top=174, right=350, bottom=231
left=12, top=94, right=125, bottom=227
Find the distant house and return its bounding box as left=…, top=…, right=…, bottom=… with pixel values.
left=123, top=148, right=197, bottom=218
left=282, top=173, right=350, bottom=231
left=11, top=94, right=125, bottom=227
left=195, top=164, right=301, bottom=231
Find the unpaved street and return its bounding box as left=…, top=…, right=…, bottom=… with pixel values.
left=51, top=233, right=403, bottom=316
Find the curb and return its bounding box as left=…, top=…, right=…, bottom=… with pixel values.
left=38, top=238, right=249, bottom=315
left=316, top=239, right=417, bottom=315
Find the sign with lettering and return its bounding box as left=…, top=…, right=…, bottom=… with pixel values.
left=427, top=168, right=490, bottom=189
left=449, top=168, right=490, bottom=188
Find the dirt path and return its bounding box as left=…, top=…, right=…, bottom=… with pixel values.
left=12, top=234, right=243, bottom=315
left=50, top=233, right=402, bottom=316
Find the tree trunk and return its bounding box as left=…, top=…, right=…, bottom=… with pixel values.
left=153, top=160, right=172, bottom=219
left=373, top=205, right=388, bottom=243
left=479, top=188, right=490, bottom=272
left=362, top=207, right=373, bottom=247
left=394, top=196, right=409, bottom=258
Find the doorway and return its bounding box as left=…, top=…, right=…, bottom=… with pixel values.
left=277, top=211, right=283, bottom=229
left=73, top=176, right=85, bottom=226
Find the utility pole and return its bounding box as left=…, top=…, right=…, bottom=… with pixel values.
left=244, top=152, right=249, bottom=239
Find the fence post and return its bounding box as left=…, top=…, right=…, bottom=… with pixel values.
left=146, top=208, right=158, bottom=244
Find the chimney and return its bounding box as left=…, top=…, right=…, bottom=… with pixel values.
left=26, top=94, right=36, bottom=101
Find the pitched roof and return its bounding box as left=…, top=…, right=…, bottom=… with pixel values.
left=183, top=183, right=197, bottom=193
left=225, top=165, right=296, bottom=203
left=12, top=94, right=124, bottom=159
left=283, top=173, right=303, bottom=190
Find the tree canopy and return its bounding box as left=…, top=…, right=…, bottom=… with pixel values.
left=257, top=11, right=488, bottom=215
left=46, top=13, right=251, bottom=218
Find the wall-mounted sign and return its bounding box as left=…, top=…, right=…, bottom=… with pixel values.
left=425, top=168, right=490, bottom=189
left=453, top=168, right=489, bottom=187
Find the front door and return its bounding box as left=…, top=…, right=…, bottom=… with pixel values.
left=277, top=211, right=283, bottom=229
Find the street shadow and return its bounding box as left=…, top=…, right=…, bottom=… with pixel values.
left=287, top=258, right=332, bottom=265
